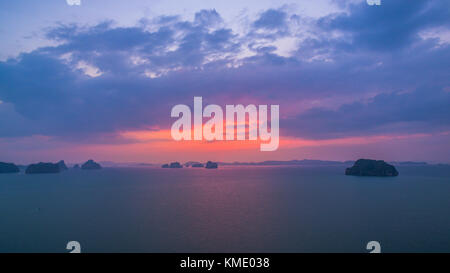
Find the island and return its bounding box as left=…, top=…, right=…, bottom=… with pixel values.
left=169, top=162, right=183, bottom=168
left=73, top=164, right=80, bottom=169
left=345, top=159, right=399, bottom=177
left=58, top=160, right=68, bottom=171
left=191, top=163, right=204, bottom=168
left=0, top=162, right=20, bottom=173
left=25, top=162, right=61, bottom=174
left=161, top=162, right=183, bottom=168
left=81, top=159, right=102, bottom=170
left=184, top=161, right=203, bottom=167
left=205, top=161, right=218, bottom=169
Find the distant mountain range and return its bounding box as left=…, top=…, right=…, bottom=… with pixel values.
left=219, top=159, right=431, bottom=166
left=218, top=159, right=353, bottom=166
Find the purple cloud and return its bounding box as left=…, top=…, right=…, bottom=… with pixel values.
left=0, top=4, right=448, bottom=148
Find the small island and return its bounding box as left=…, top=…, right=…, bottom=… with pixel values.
left=81, top=159, right=102, bottom=170
left=0, top=162, right=20, bottom=173
left=161, top=162, right=183, bottom=168
left=26, top=162, right=61, bottom=174
left=345, top=159, right=399, bottom=177
left=73, top=164, right=80, bottom=169
left=162, top=161, right=217, bottom=168
left=169, top=162, right=183, bottom=168
left=205, top=161, right=218, bottom=169
left=184, top=161, right=203, bottom=167
left=57, top=160, right=68, bottom=171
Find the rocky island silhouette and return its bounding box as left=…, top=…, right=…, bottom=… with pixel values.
left=25, top=162, right=61, bottom=174
left=345, top=159, right=399, bottom=177
left=81, top=159, right=102, bottom=170
left=0, top=162, right=20, bottom=173
left=0, top=160, right=103, bottom=174
left=161, top=161, right=218, bottom=169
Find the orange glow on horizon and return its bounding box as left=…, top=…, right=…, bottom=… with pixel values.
left=5, top=129, right=441, bottom=164
left=118, top=129, right=430, bottom=149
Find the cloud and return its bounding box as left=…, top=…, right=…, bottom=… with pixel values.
left=284, top=86, right=450, bottom=139
left=194, top=9, right=223, bottom=27
left=0, top=4, right=449, bottom=149
left=318, top=0, right=450, bottom=51
left=253, top=9, right=288, bottom=30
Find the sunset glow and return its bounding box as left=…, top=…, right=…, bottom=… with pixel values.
left=0, top=0, right=449, bottom=164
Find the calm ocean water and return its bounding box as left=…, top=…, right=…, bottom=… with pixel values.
left=0, top=165, right=449, bottom=253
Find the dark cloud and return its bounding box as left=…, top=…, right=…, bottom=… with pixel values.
left=248, top=8, right=291, bottom=40
left=194, top=9, right=223, bottom=27
left=318, top=0, right=450, bottom=51
left=253, top=9, right=288, bottom=30
left=284, top=86, right=450, bottom=139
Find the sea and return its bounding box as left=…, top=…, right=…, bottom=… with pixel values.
left=1, top=165, right=449, bottom=253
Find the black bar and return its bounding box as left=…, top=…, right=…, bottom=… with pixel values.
left=0, top=253, right=448, bottom=272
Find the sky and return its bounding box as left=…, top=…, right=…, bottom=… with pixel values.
left=0, top=0, right=449, bottom=164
